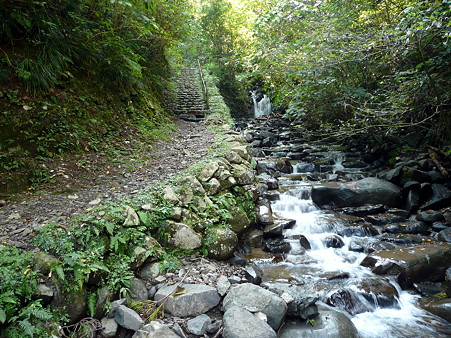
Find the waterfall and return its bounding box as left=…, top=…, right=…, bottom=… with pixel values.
left=252, top=91, right=272, bottom=118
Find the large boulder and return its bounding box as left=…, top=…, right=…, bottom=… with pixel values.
left=311, top=178, right=401, bottom=208
left=419, top=297, right=451, bottom=323
left=223, top=283, right=287, bottom=330
left=360, top=244, right=451, bottom=286
left=206, top=227, right=238, bottom=260
left=279, top=306, right=359, bottom=338
left=51, top=286, right=88, bottom=324
left=154, top=283, right=220, bottom=317
left=223, top=306, right=277, bottom=338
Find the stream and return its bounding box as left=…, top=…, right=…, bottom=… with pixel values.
left=243, top=115, right=450, bottom=337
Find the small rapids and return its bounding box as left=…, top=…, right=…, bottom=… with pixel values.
left=255, top=183, right=449, bottom=337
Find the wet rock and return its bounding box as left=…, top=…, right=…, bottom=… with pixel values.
left=326, top=289, right=374, bottom=315
left=443, top=208, right=451, bottom=225
left=166, top=221, right=202, bottom=250
left=366, top=214, right=406, bottom=226
left=101, top=317, right=118, bottom=338
left=324, top=235, right=344, bottom=248
left=129, top=278, right=148, bottom=301
left=438, top=228, right=451, bottom=242
left=445, top=268, right=451, bottom=297
left=154, top=283, right=220, bottom=317
left=275, top=160, right=294, bottom=174
left=381, top=167, right=402, bottom=184
left=405, top=190, right=421, bottom=212
left=419, top=297, right=451, bottom=322
left=223, top=306, right=277, bottom=338
left=132, top=322, right=179, bottom=338
left=263, top=218, right=295, bottom=236
left=244, top=264, right=264, bottom=285
left=432, top=221, right=448, bottom=231
left=299, top=235, right=312, bottom=250
left=413, top=282, right=442, bottom=296
left=360, top=244, right=451, bottom=286
left=416, top=210, right=444, bottom=223
left=114, top=305, right=144, bottom=331
left=242, top=229, right=264, bottom=248
left=342, top=204, right=385, bottom=217
left=206, top=227, right=238, bottom=260
left=264, top=238, right=291, bottom=253
left=187, top=314, right=211, bottom=336
left=288, top=152, right=306, bottom=160
left=311, top=178, right=401, bottom=208
left=279, top=305, right=359, bottom=338
left=223, top=283, right=287, bottom=330
left=383, top=221, right=429, bottom=235
left=420, top=184, right=451, bottom=210
left=265, top=283, right=318, bottom=319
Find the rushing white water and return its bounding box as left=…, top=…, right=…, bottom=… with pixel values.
left=265, top=183, right=449, bottom=337
left=252, top=91, right=272, bottom=118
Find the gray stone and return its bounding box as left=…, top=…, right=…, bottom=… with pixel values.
left=163, top=186, right=179, bottom=204
left=265, top=283, right=319, bottom=319
left=140, top=262, right=161, bottom=279
left=132, top=321, right=179, bottom=338
left=37, top=284, right=54, bottom=299
left=95, top=287, right=110, bottom=319
left=419, top=297, right=451, bottom=323
left=114, top=305, right=144, bottom=331
left=129, top=278, right=148, bottom=301
left=131, top=246, right=148, bottom=270
left=181, top=175, right=205, bottom=194
left=206, top=227, right=238, bottom=260
left=166, top=221, right=201, bottom=250
left=33, top=252, right=60, bottom=275
left=223, top=306, right=277, bottom=338
left=207, top=178, right=221, bottom=195
left=178, top=186, right=194, bottom=205
left=154, top=283, right=221, bottom=317
left=279, top=305, right=359, bottom=338
left=416, top=210, right=444, bottom=223
left=217, top=275, right=231, bottom=296
left=198, top=162, right=220, bottom=182
left=420, top=184, right=451, bottom=210
left=124, top=206, right=140, bottom=226
left=101, top=317, right=118, bottom=338
left=187, top=314, right=211, bottom=336
left=311, top=178, right=401, bottom=208
left=223, top=283, right=287, bottom=330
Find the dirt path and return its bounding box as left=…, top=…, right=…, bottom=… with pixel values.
left=0, top=119, right=214, bottom=248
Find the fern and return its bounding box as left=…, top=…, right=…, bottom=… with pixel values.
left=87, top=293, right=97, bottom=317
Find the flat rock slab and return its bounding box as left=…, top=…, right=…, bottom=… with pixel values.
left=223, top=283, right=287, bottom=330
left=311, top=178, right=401, bottom=208
left=360, top=244, right=451, bottom=285
left=114, top=305, right=144, bottom=331
left=223, top=306, right=277, bottom=338
left=154, top=283, right=220, bottom=317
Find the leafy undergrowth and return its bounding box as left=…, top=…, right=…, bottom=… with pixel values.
left=0, top=83, right=175, bottom=196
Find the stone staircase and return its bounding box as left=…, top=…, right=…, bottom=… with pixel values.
left=174, top=68, right=208, bottom=121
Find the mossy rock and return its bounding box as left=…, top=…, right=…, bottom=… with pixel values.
left=206, top=227, right=238, bottom=260
left=228, top=206, right=251, bottom=234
